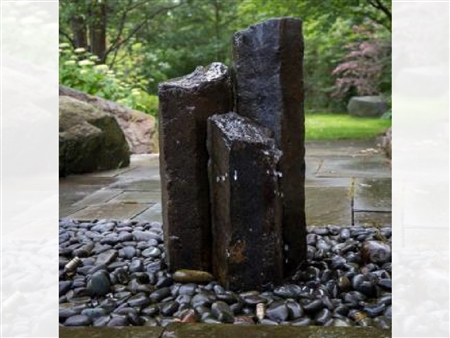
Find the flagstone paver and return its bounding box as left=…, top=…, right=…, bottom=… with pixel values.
left=67, top=202, right=151, bottom=220
left=59, top=141, right=392, bottom=227
left=354, top=211, right=392, bottom=227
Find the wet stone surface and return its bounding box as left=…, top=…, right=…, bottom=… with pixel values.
left=354, top=178, right=391, bottom=212
left=158, top=62, right=233, bottom=272
left=59, top=219, right=391, bottom=328
left=232, top=17, right=306, bottom=276
left=207, top=112, right=283, bottom=291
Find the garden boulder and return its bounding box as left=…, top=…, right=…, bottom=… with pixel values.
left=59, top=96, right=130, bottom=176
left=347, top=96, right=388, bottom=117
left=59, top=86, right=158, bottom=154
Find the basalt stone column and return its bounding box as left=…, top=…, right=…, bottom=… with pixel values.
left=158, top=63, right=233, bottom=272
left=207, top=112, right=283, bottom=291
left=232, top=18, right=306, bottom=275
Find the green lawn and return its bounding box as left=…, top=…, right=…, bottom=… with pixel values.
left=305, top=113, right=391, bottom=141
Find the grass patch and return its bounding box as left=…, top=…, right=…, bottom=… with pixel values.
left=305, top=113, right=391, bottom=141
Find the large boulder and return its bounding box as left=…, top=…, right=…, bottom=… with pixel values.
left=59, top=86, right=158, bottom=154
left=348, top=96, right=389, bottom=117
left=59, top=96, right=130, bottom=176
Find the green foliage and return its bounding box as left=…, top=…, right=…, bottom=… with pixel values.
left=303, top=17, right=356, bottom=111
left=234, top=0, right=391, bottom=111
left=380, top=109, right=392, bottom=120
left=139, top=0, right=240, bottom=90
left=380, top=96, right=392, bottom=120
left=332, top=21, right=391, bottom=103
left=305, top=113, right=392, bottom=141
left=59, top=43, right=158, bottom=117
left=59, top=0, right=392, bottom=114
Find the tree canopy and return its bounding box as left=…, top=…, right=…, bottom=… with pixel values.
left=59, top=0, right=391, bottom=113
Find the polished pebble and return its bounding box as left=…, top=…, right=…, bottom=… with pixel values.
left=60, top=221, right=391, bottom=328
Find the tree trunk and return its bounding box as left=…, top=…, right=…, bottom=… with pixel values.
left=89, top=0, right=107, bottom=62
left=70, top=15, right=88, bottom=48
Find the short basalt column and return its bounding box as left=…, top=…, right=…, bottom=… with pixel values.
left=158, top=63, right=233, bottom=271
left=232, top=18, right=306, bottom=275
left=207, top=112, right=283, bottom=290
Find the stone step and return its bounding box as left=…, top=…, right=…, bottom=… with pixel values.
left=60, top=324, right=391, bottom=338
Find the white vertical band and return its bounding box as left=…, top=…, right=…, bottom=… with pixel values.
left=392, top=1, right=449, bottom=337
left=1, top=1, right=59, bottom=337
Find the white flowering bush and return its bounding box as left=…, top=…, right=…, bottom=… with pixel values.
left=59, top=44, right=158, bottom=117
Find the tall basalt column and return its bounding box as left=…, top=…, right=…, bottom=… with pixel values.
left=207, top=112, right=283, bottom=291
left=232, top=18, right=306, bottom=275
left=158, top=63, right=233, bottom=272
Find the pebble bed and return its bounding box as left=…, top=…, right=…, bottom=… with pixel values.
left=59, top=219, right=392, bottom=328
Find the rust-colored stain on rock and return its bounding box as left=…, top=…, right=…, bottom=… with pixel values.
left=229, top=240, right=247, bottom=263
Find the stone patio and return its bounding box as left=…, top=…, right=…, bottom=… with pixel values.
left=59, top=140, right=392, bottom=228
left=59, top=140, right=392, bottom=337
left=60, top=323, right=390, bottom=338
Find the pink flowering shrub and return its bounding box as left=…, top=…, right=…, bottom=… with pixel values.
left=332, top=22, right=391, bottom=100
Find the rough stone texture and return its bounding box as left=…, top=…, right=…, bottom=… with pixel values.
left=232, top=18, right=306, bottom=275
left=60, top=327, right=164, bottom=338
left=207, top=112, right=283, bottom=291
left=158, top=63, right=233, bottom=272
left=59, top=121, right=103, bottom=177
left=162, top=323, right=391, bottom=338
left=60, top=325, right=390, bottom=338
left=347, top=96, right=388, bottom=118
left=59, top=96, right=130, bottom=176
left=376, top=127, right=392, bottom=159
left=60, top=86, right=158, bottom=154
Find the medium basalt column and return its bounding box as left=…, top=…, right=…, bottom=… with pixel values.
left=232, top=17, right=306, bottom=275
left=207, top=112, right=283, bottom=291
left=158, top=63, right=233, bottom=272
